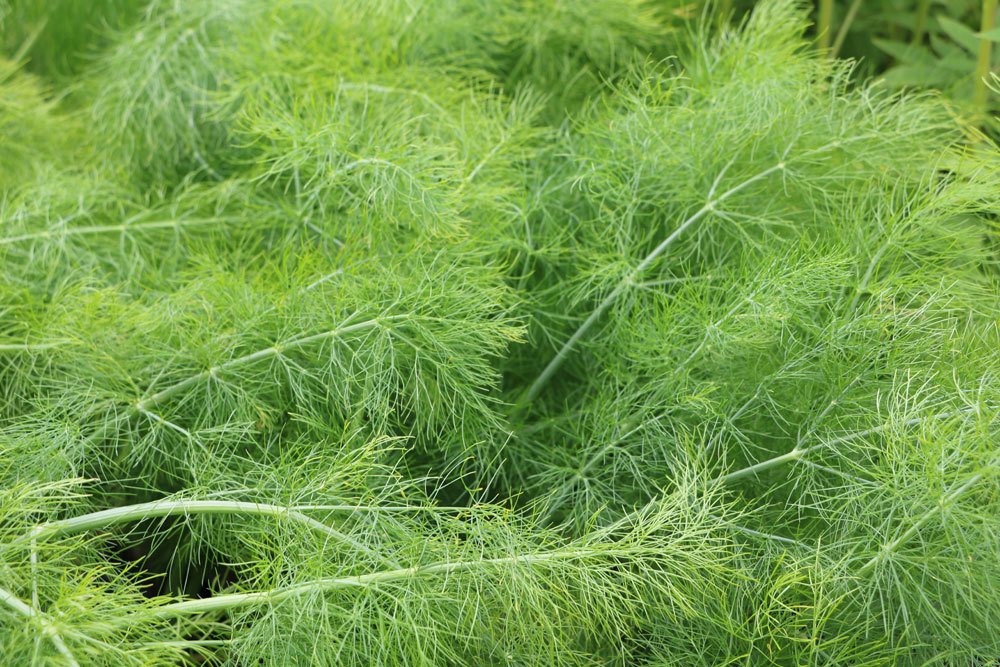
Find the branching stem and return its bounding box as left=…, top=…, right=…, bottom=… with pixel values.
left=338, top=81, right=446, bottom=115
left=857, top=461, right=994, bottom=575
left=0, top=586, right=80, bottom=667
left=513, top=158, right=788, bottom=411
left=135, top=314, right=408, bottom=412
left=709, top=514, right=808, bottom=548
left=539, top=416, right=660, bottom=525
left=19, top=500, right=395, bottom=567
left=151, top=547, right=604, bottom=617
left=517, top=137, right=868, bottom=411
left=0, top=218, right=236, bottom=246
left=302, top=268, right=344, bottom=292
left=716, top=407, right=977, bottom=484
left=610, top=407, right=980, bottom=532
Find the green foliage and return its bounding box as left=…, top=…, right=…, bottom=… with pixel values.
left=0, top=0, right=146, bottom=78
left=1, top=0, right=999, bottom=665
left=802, top=0, right=999, bottom=130
left=0, top=58, right=74, bottom=190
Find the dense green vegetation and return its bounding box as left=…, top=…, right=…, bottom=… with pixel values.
left=1, top=1, right=998, bottom=665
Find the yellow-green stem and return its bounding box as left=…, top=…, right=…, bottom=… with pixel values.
left=975, top=0, right=998, bottom=112
left=152, top=548, right=604, bottom=617
left=912, top=0, right=933, bottom=44
left=831, top=0, right=863, bottom=59
left=818, top=0, right=834, bottom=55
left=0, top=586, right=79, bottom=666
left=19, top=500, right=398, bottom=568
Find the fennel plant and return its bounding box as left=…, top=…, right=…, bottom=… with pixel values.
left=1, top=0, right=998, bottom=665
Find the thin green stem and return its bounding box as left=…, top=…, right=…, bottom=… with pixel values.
left=25, top=500, right=340, bottom=542
left=912, top=0, right=933, bottom=45
left=716, top=447, right=806, bottom=484
left=831, top=0, right=862, bottom=59
left=539, top=416, right=658, bottom=525
left=515, top=136, right=876, bottom=412
left=10, top=17, right=48, bottom=64
left=21, top=499, right=473, bottom=545
left=857, top=462, right=993, bottom=575
left=0, top=218, right=237, bottom=246
left=20, top=500, right=398, bottom=568
left=715, top=407, right=976, bottom=485
left=513, top=159, right=788, bottom=411
left=709, top=513, right=808, bottom=548
left=80, top=315, right=409, bottom=465
left=460, top=132, right=511, bottom=189
left=848, top=237, right=892, bottom=312
left=975, top=0, right=998, bottom=113
left=0, top=341, right=66, bottom=352
left=0, top=586, right=80, bottom=667
left=142, top=639, right=232, bottom=649
left=302, top=268, right=344, bottom=292
left=329, top=158, right=415, bottom=182
left=135, top=314, right=407, bottom=411
left=818, top=0, right=834, bottom=55
left=151, top=547, right=604, bottom=618
left=338, top=80, right=447, bottom=115
left=277, top=503, right=471, bottom=512
left=609, top=407, right=979, bottom=533
left=675, top=288, right=759, bottom=372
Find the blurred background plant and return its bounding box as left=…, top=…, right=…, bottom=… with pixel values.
left=3, top=0, right=995, bottom=127
left=1, top=1, right=998, bottom=665
left=818, top=0, right=997, bottom=131
left=712, top=0, right=999, bottom=132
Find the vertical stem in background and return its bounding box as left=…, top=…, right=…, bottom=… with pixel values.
left=718, top=0, right=733, bottom=29
left=975, top=0, right=998, bottom=113
left=888, top=0, right=902, bottom=41
left=911, top=0, right=933, bottom=44
left=818, top=0, right=835, bottom=55
left=831, top=0, right=863, bottom=59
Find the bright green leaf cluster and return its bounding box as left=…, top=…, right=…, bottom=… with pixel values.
left=1, top=1, right=998, bottom=665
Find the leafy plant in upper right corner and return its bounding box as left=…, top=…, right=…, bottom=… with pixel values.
left=806, top=0, right=999, bottom=133
left=874, top=0, right=997, bottom=127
